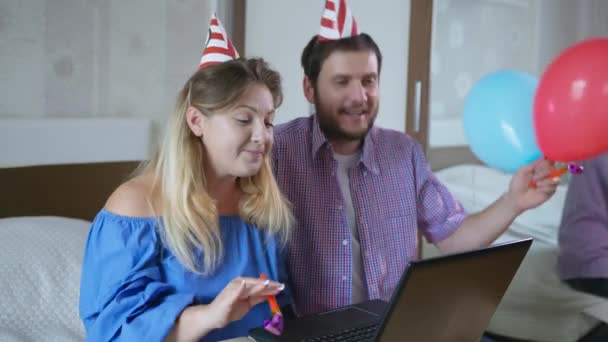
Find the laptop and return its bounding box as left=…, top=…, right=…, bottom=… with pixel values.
left=249, top=238, right=532, bottom=342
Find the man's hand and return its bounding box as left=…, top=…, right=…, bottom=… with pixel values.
left=506, top=159, right=560, bottom=213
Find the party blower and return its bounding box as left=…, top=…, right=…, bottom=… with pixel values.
left=260, top=273, right=283, bottom=336
left=529, top=163, right=584, bottom=188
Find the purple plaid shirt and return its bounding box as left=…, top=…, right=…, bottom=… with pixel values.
left=272, top=116, right=467, bottom=316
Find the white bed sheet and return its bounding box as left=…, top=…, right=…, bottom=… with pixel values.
left=428, top=164, right=608, bottom=342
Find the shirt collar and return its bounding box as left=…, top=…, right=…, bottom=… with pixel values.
left=311, top=114, right=379, bottom=175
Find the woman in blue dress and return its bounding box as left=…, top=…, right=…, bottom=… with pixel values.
left=79, top=17, right=293, bottom=342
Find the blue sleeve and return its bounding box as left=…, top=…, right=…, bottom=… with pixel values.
left=79, top=211, right=195, bottom=341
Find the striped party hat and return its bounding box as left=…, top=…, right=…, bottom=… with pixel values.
left=199, top=13, right=239, bottom=69
left=318, top=0, right=359, bottom=41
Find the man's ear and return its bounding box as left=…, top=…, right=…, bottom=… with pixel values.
left=302, top=76, right=315, bottom=104
left=186, top=106, right=205, bottom=137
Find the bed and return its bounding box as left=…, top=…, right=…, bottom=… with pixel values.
left=428, top=163, right=608, bottom=342
left=0, top=117, right=153, bottom=341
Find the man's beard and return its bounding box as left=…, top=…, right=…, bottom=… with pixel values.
left=314, top=92, right=378, bottom=142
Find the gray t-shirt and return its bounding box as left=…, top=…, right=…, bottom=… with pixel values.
left=334, top=152, right=369, bottom=304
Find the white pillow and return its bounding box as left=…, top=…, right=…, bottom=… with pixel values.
left=0, top=216, right=90, bottom=342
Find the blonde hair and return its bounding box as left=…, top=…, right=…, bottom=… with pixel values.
left=140, top=58, right=292, bottom=274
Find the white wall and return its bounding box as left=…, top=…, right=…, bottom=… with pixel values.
left=3, top=0, right=604, bottom=153
left=0, top=0, right=235, bottom=133
left=246, top=0, right=411, bottom=132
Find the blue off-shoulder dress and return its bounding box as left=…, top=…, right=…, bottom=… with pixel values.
left=79, top=209, right=291, bottom=342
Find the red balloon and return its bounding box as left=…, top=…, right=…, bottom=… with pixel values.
left=533, top=38, right=608, bottom=162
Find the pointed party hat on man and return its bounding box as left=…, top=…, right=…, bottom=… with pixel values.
left=318, top=0, right=359, bottom=41
left=199, top=13, right=239, bottom=69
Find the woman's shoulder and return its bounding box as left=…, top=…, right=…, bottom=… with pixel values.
left=90, top=175, right=159, bottom=248
left=105, top=174, right=157, bottom=218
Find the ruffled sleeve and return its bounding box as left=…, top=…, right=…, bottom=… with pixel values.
left=79, top=209, right=195, bottom=341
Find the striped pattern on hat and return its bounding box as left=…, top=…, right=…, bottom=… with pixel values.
left=318, top=0, right=359, bottom=41
left=199, top=13, right=239, bottom=69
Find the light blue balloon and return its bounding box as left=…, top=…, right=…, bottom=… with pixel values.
left=463, top=70, right=542, bottom=173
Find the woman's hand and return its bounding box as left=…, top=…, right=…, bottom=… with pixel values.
left=166, top=276, right=285, bottom=342
left=208, top=276, right=285, bottom=329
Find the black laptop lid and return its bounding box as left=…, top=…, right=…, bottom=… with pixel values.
left=374, top=238, right=532, bottom=342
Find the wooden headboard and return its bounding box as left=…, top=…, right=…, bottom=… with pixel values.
left=0, top=117, right=153, bottom=221
left=0, top=161, right=140, bottom=221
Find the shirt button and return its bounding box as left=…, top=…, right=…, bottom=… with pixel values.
left=363, top=171, right=368, bottom=177
left=337, top=205, right=343, bottom=210
left=342, top=239, right=348, bottom=246
left=342, top=276, right=348, bottom=281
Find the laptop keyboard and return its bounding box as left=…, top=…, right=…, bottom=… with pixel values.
left=304, top=324, right=379, bottom=342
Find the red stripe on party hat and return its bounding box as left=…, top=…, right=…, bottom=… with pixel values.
left=318, top=0, right=359, bottom=41
left=199, top=13, right=239, bottom=69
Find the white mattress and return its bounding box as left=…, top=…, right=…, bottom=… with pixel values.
left=430, top=165, right=608, bottom=342
left=0, top=216, right=90, bottom=342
